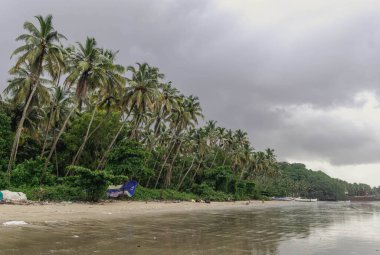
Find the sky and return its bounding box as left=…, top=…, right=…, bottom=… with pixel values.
left=1, top=0, right=380, bottom=186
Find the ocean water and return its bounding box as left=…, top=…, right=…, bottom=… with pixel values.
left=1, top=202, right=380, bottom=255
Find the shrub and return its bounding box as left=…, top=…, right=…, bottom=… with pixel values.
left=66, top=166, right=111, bottom=202
left=11, top=185, right=86, bottom=201
left=204, top=166, right=234, bottom=193
left=132, top=186, right=196, bottom=201
left=191, top=183, right=230, bottom=201
left=0, top=172, right=10, bottom=189
left=235, top=181, right=246, bottom=200
left=10, top=157, right=56, bottom=187
left=0, top=111, right=12, bottom=171
left=106, top=140, right=153, bottom=180
left=245, top=181, right=256, bottom=198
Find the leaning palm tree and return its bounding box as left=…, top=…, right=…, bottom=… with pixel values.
left=71, top=49, right=126, bottom=165
left=45, top=37, right=109, bottom=167
left=7, top=15, right=66, bottom=172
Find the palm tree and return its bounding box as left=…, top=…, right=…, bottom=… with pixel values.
left=45, top=37, right=114, bottom=167
left=4, top=64, right=51, bottom=109
left=8, top=15, right=66, bottom=172
left=71, top=49, right=125, bottom=165
left=97, top=63, right=162, bottom=169
left=126, top=62, right=163, bottom=139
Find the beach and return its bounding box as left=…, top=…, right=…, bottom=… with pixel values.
left=0, top=200, right=291, bottom=224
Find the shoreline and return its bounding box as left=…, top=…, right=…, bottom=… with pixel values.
left=0, top=200, right=296, bottom=224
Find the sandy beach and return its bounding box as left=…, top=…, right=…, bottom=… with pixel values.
left=0, top=200, right=294, bottom=224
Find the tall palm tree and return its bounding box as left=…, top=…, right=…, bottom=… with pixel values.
left=126, top=62, right=163, bottom=139
left=97, top=63, right=162, bottom=169
left=45, top=37, right=112, bottom=167
left=71, top=49, right=125, bottom=165
left=8, top=15, right=66, bottom=172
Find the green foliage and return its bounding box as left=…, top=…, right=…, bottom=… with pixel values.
left=16, top=135, right=42, bottom=163
left=191, top=183, right=230, bottom=201
left=0, top=172, right=10, bottom=189
left=66, top=166, right=111, bottom=202
left=203, top=166, right=234, bottom=193
left=261, top=162, right=350, bottom=201
left=11, top=185, right=86, bottom=201
left=132, top=186, right=196, bottom=201
left=11, top=157, right=56, bottom=187
left=106, top=140, right=153, bottom=180
left=0, top=111, right=12, bottom=171
left=61, top=110, right=122, bottom=170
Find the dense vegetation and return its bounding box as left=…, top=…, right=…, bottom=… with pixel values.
left=0, top=15, right=377, bottom=202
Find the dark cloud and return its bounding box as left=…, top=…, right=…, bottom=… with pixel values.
left=2, top=0, right=380, bottom=179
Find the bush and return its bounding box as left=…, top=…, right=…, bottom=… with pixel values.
left=11, top=185, right=86, bottom=201
left=245, top=181, right=256, bottom=198
left=191, top=183, right=230, bottom=201
left=204, top=166, right=234, bottom=193
left=106, top=140, right=153, bottom=181
left=132, top=186, right=196, bottom=201
left=11, top=157, right=56, bottom=187
left=0, top=172, right=10, bottom=189
left=235, top=181, right=246, bottom=200
left=0, top=111, right=12, bottom=171
left=66, top=166, right=111, bottom=202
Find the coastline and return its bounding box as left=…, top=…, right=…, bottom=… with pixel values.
left=0, top=200, right=296, bottom=224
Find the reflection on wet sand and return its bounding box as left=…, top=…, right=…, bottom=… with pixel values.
left=1, top=202, right=380, bottom=255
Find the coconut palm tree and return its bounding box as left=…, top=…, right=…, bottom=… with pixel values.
left=71, top=49, right=125, bottom=165
left=8, top=15, right=66, bottom=172
left=97, top=63, right=163, bottom=169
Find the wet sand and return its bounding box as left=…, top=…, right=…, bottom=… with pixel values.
left=0, top=200, right=292, bottom=224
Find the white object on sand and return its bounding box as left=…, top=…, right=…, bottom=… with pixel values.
left=3, top=221, right=28, bottom=226
left=0, top=190, right=27, bottom=202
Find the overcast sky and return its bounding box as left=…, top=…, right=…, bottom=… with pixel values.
left=2, top=0, right=380, bottom=186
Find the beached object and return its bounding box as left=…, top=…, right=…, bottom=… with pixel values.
left=272, top=197, right=293, bottom=201
left=3, top=221, right=28, bottom=226
left=0, top=190, right=27, bottom=202
left=295, top=197, right=317, bottom=202
left=106, top=181, right=138, bottom=198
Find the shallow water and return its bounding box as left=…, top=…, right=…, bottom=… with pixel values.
left=1, top=202, right=380, bottom=255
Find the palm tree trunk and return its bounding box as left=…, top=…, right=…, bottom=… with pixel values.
left=177, top=160, right=187, bottom=184
left=41, top=102, right=55, bottom=156
left=154, top=133, right=177, bottom=189
left=75, top=111, right=111, bottom=165
left=177, top=156, right=195, bottom=190
left=97, top=119, right=126, bottom=170
left=165, top=139, right=183, bottom=187
left=191, top=158, right=203, bottom=184
left=7, top=55, right=45, bottom=172
left=45, top=107, right=76, bottom=170
left=71, top=107, right=97, bottom=165
left=211, top=150, right=218, bottom=167
left=97, top=103, right=135, bottom=170
left=7, top=83, right=39, bottom=173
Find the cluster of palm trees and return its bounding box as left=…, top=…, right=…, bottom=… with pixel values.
left=0, top=15, right=277, bottom=190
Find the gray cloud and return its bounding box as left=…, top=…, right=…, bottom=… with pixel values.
left=2, top=0, right=380, bottom=184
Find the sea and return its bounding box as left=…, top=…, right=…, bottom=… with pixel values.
left=1, top=202, right=380, bottom=254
